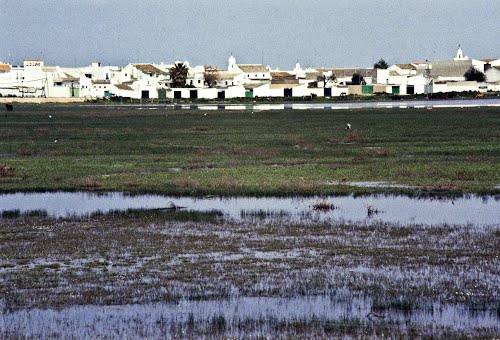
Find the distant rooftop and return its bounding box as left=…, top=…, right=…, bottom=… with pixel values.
left=237, top=64, right=268, bottom=73
left=133, top=64, right=168, bottom=76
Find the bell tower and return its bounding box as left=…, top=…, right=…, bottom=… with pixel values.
left=228, top=54, right=236, bottom=72
left=454, top=45, right=469, bottom=61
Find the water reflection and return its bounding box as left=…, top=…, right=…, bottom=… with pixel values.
left=0, top=192, right=499, bottom=226
left=84, top=98, right=500, bottom=111
left=1, top=296, right=498, bottom=338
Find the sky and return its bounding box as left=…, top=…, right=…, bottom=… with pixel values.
left=1, top=0, right=498, bottom=69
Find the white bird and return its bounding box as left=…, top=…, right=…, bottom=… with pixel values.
left=204, top=113, right=207, bottom=116
left=345, top=123, right=351, bottom=130
left=49, top=115, right=52, bottom=119
left=54, top=139, right=58, bottom=143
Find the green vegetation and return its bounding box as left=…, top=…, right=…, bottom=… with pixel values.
left=464, top=66, right=485, bottom=82
left=373, top=58, right=389, bottom=69
left=169, top=62, right=189, bottom=88
left=0, top=105, right=499, bottom=195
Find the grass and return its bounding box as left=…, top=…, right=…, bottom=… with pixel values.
left=0, top=105, right=498, bottom=195
left=89, top=208, right=224, bottom=222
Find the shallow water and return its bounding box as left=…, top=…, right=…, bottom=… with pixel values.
left=1, top=295, right=497, bottom=338
left=0, top=192, right=499, bottom=226
left=84, top=98, right=500, bottom=111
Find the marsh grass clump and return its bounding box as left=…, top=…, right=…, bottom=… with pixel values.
left=209, top=314, right=227, bottom=332
left=367, top=205, right=381, bottom=218
left=240, top=209, right=291, bottom=220
left=312, top=201, right=336, bottom=212
left=345, top=131, right=365, bottom=143
left=0, top=165, right=15, bottom=177
left=89, top=208, right=223, bottom=222
left=190, top=126, right=209, bottom=132
left=1, top=210, right=20, bottom=218
left=23, top=210, right=48, bottom=218
left=372, top=297, right=417, bottom=312
left=77, top=178, right=103, bottom=189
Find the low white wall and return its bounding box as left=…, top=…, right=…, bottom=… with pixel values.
left=224, top=86, right=246, bottom=99
left=198, top=88, right=218, bottom=99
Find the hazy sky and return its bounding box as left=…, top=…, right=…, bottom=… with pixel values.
left=1, top=0, right=498, bottom=69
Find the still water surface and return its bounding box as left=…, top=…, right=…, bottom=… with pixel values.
left=0, top=192, right=498, bottom=226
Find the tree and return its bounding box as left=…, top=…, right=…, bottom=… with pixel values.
left=203, top=65, right=219, bottom=88
left=374, top=58, right=389, bottom=69
left=169, top=62, right=189, bottom=88
left=351, top=73, right=365, bottom=85
left=464, top=67, right=485, bottom=82
left=318, top=73, right=337, bottom=86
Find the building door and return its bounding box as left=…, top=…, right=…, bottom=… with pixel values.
left=218, top=91, right=225, bottom=99
left=362, top=85, right=373, bottom=94
left=324, top=88, right=332, bottom=97
left=407, top=85, right=415, bottom=95
left=190, top=90, right=198, bottom=99
left=141, top=90, right=149, bottom=99
left=284, top=88, right=293, bottom=97
left=392, top=86, right=400, bottom=95
left=174, top=91, right=182, bottom=99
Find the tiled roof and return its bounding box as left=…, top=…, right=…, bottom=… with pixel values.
left=133, top=64, right=168, bottom=75
left=237, top=64, right=268, bottom=73
left=271, top=71, right=292, bottom=77
left=115, top=84, right=133, bottom=91
left=269, top=84, right=301, bottom=89
left=305, top=72, right=321, bottom=80
left=92, top=80, right=111, bottom=85
left=320, top=68, right=376, bottom=78
left=395, top=64, right=416, bottom=70
left=213, top=72, right=240, bottom=79
left=416, top=60, right=472, bottom=78
left=389, top=71, right=400, bottom=76
left=244, top=83, right=266, bottom=89
left=0, top=64, right=11, bottom=71
left=54, top=77, right=80, bottom=82
left=271, top=71, right=298, bottom=84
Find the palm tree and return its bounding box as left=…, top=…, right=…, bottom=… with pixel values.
left=169, top=62, right=189, bottom=88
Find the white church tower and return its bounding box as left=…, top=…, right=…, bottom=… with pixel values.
left=454, top=45, right=469, bottom=61
left=228, top=54, right=237, bottom=72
